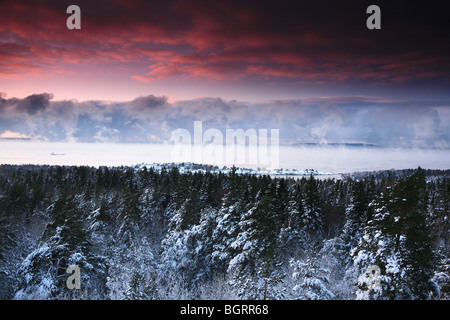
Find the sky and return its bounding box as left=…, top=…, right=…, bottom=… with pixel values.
left=0, top=0, right=450, bottom=151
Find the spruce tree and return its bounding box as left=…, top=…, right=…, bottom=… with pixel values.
left=400, top=168, right=436, bottom=299
left=351, top=168, right=437, bottom=299
left=15, top=194, right=107, bottom=299
left=302, top=175, right=324, bottom=241
left=228, top=182, right=284, bottom=299
left=290, top=246, right=334, bottom=300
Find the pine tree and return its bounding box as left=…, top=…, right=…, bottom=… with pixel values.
left=0, top=215, right=15, bottom=263
left=301, top=175, right=324, bottom=241
left=429, top=177, right=450, bottom=253
left=180, top=187, right=202, bottom=230
left=347, top=180, right=370, bottom=230
left=351, top=168, right=437, bottom=299
left=126, top=270, right=146, bottom=300
left=279, top=182, right=306, bottom=260
left=339, top=179, right=374, bottom=268
left=124, top=268, right=157, bottom=300
left=15, top=194, right=108, bottom=299
left=400, top=168, right=436, bottom=299
left=190, top=207, right=219, bottom=284
left=0, top=212, right=17, bottom=299
left=228, top=182, right=284, bottom=299
left=211, top=194, right=245, bottom=275
left=290, top=246, right=334, bottom=300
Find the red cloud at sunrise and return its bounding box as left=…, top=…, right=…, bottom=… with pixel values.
left=0, top=0, right=449, bottom=102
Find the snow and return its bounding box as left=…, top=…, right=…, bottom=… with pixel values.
left=2, top=163, right=448, bottom=301
left=385, top=256, right=401, bottom=275
left=352, top=251, right=370, bottom=267
left=136, top=162, right=339, bottom=177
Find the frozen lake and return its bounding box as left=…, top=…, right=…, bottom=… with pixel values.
left=0, top=140, right=449, bottom=173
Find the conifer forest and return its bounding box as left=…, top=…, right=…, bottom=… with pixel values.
left=0, top=164, right=449, bottom=300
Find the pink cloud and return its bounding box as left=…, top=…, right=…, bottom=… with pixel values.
left=0, top=0, right=448, bottom=93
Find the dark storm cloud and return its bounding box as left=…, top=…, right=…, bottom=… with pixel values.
left=16, top=93, right=53, bottom=115
left=0, top=92, right=53, bottom=115
left=126, top=95, right=168, bottom=113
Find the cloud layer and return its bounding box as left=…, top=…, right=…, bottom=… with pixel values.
left=1, top=92, right=449, bottom=149
left=1, top=0, right=449, bottom=96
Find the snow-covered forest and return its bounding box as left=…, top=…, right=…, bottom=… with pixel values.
left=0, top=164, right=448, bottom=300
